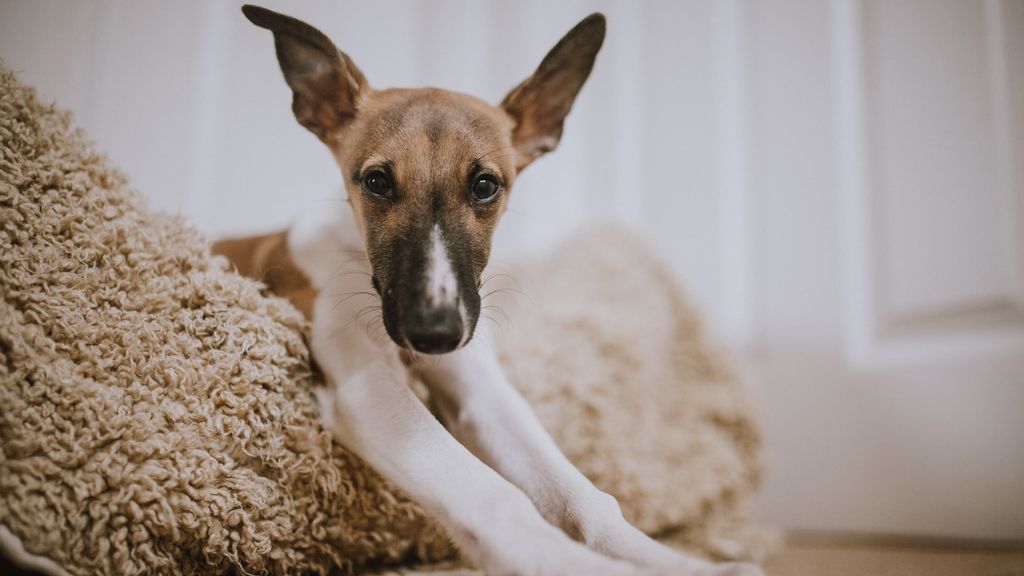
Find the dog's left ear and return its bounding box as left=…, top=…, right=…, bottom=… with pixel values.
left=501, top=13, right=605, bottom=171
left=242, top=4, right=369, bottom=142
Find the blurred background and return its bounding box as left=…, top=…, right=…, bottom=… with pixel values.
left=2, top=0, right=1022, bottom=546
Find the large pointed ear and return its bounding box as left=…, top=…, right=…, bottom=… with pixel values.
left=500, top=13, right=605, bottom=171
left=242, top=5, right=369, bottom=141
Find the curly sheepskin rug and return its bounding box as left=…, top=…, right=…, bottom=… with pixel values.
left=0, top=61, right=764, bottom=575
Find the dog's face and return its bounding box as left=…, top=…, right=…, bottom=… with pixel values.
left=335, top=90, right=516, bottom=354
left=243, top=5, right=604, bottom=354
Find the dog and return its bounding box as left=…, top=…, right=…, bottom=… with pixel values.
left=215, top=6, right=763, bottom=576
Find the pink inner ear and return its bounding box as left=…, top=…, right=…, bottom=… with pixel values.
left=253, top=6, right=369, bottom=143
left=509, top=108, right=564, bottom=167
left=522, top=134, right=559, bottom=159
left=292, top=54, right=334, bottom=83
left=278, top=43, right=365, bottom=141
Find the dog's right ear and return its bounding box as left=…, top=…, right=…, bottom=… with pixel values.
left=242, top=5, right=368, bottom=141
left=501, top=13, right=605, bottom=171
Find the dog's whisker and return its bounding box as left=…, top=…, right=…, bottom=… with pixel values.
left=363, top=314, right=387, bottom=340
left=481, top=287, right=526, bottom=300
left=327, top=290, right=379, bottom=306
left=481, top=304, right=511, bottom=324
left=330, top=294, right=376, bottom=313
left=330, top=268, right=374, bottom=280
left=480, top=271, right=521, bottom=291
left=402, top=348, right=425, bottom=369
left=337, top=304, right=378, bottom=333
left=327, top=263, right=373, bottom=280
left=369, top=332, right=394, bottom=353
left=367, top=325, right=386, bottom=342
left=326, top=289, right=377, bottom=299
left=353, top=306, right=382, bottom=321
left=312, top=249, right=369, bottom=264
left=480, top=312, right=502, bottom=330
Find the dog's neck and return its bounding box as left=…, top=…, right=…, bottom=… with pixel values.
left=287, top=200, right=366, bottom=292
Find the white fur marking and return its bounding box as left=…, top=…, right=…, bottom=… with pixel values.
left=457, top=299, right=471, bottom=348
left=426, top=224, right=458, bottom=307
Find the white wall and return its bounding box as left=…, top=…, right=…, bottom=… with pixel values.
left=0, top=0, right=755, bottom=347
left=4, top=0, right=1023, bottom=540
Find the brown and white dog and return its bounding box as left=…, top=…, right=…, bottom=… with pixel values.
left=216, top=6, right=762, bottom=576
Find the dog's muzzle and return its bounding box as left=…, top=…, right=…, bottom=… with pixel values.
left=373, top=222, right=481, bottom=354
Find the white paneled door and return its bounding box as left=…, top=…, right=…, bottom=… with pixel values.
left=752, top=0, right=1024, bottom=540
left=2, top=0, right=1022, bottom=540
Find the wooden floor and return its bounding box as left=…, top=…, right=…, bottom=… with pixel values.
left=763, top=537, right=1024, bottom=576
left=4, top=536, right=1024, bottom=575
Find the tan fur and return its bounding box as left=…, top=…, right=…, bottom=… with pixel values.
left=213, top=232, right=316, bottom=318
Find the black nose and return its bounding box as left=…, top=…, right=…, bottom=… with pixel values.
left=402, top=307, right=463, bottom=354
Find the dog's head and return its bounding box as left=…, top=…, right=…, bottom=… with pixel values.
left=243, top=5, right=604, bottom=354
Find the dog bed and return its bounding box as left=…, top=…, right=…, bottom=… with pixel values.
left=0, top=61, right=764, bottom=575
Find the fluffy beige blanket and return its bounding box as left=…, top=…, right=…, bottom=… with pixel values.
left=0, top=62, right=763, bottom=575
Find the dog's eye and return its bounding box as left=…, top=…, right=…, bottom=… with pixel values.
left=470, top=175, right=500, bottom=204
left=363, top=170, right=393, bottom=199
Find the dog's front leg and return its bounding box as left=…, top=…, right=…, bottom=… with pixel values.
left=311, top=345, right=652, bottom=575
left=411, top=329, right=763, bottom=576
